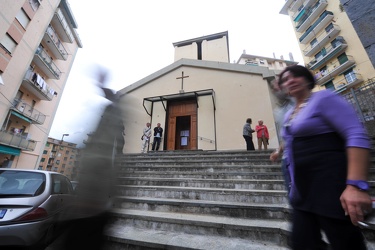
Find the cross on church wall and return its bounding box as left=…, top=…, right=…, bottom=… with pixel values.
left=176, top=71, right=189, bottom=92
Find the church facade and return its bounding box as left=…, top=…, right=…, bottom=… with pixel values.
left=117, top=31, right=294, bottom=153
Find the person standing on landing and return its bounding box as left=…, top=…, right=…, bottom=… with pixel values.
left=243, top=118, right=255, bottom=150
left=152, top=123, right=163, bottom=151
left=141, top=122, right=152, bottom=153
left=255, top=120, right=269, bottom=150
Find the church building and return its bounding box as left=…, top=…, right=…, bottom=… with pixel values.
left=117, top=31, right=294, bottom=153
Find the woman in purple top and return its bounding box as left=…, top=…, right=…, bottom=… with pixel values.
left=275, top=65, right=372, bottom=249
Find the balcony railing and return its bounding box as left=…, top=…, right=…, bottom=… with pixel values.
left=22, top=70, right=55, bottom=100
left=303, top=24, right=341, bottom=57
left=44, top=25, right=68, bottom=60
left=34, top=46, right=61, bottom=79
left=315, top=55, right=356, bottom=85
left=307, top=37, right=347, bottom=70
left=334, top=73, right=364, bottom=93
left=51, top=8, right=74, bottom=43
left=0, top=130, right=36, bottom=151
left=299, top=10, right=334, bottom=44
left=12, top=98, right=47, bottom=124
left=295, top=0, right=328, bottom=32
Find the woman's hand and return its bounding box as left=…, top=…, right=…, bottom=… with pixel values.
left=270, top=150, right=280, bottom=162
left=340, top=185, right=372, bottom=226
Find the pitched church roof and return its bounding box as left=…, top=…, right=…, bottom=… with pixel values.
left=117, top=58, right=275, bottom=97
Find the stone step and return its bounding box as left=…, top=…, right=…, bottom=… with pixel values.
left=113, top=196, right=291, bottom=220
left=105, top=209, right=291, bottom=248
left=119, top=165, right=283, bottom=173
left=104, top=225, right=290, bottom=250
left=116, top=185, right=289, bottom=204
left=118, top=160, right=277, bottom=167
left=117, top=177, right=287, bottom=190
left=119, top=172, right=285, bottom=180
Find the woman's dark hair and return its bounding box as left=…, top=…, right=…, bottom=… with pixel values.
left=246, top=118, right=252, bottom=124
left=278, top=65, right=316, bottom=90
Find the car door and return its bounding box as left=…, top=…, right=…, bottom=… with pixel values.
left=50, top=174, right=75, bottom=222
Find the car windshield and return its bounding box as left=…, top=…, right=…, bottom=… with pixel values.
left=0, top=170, right=46, bottom=197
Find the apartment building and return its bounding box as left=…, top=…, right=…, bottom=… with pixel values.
left=39, top=137, right=80, bottom=180
left=0, top=0, right=82, bottom=169
left=237, top=52, right=298, bottom=72
left=280, top=0, right=375, bottom=93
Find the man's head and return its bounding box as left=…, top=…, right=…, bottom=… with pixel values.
left=157, top=123, right=161, bottom=127
left=258, top=120, right=263, bottom=125
left=146, top=122, right=151, bottom=127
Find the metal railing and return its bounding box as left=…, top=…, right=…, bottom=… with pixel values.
left=46, top=25, right=68, bottom=60
left=0, top=130, right=37, bottom=151
left=24, top=70, right=55, bottom=100
left=341, top=79, right=375, bottom=134
left=12, top=98, right=47, bottom=124
left=35, top=46, right=62, bottom=79
left=54, top=8, right=74, bottom=42
left=307, top=37, right=346, bottom=70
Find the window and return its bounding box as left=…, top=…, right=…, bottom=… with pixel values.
left=337, top=53, right=348, bottom=65
left=344, top=69, right=356, bottom=83
left=52, top=175, right=73, bottom=194
left=56, top=160, right=60, bottom=165
left=41, top=158, right=45, bottom=162
left=310, top=38, right=318, bottom=48
left=16, top=9, right=30, bottom=29
left=325, top=23, right=334, bottom=33
left=0, top=34, right=17, bottom=54
left=324, top=81, right=335, bottom=90
left=43, top=150, right=48, bottom=154
left=29, top=0, right=41, bottom=11
left=315, top=48, right=326, bottom=61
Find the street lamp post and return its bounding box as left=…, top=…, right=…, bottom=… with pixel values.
left=61, top=133, right=69, bottom=143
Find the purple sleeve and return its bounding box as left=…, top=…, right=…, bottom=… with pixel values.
left=316, top=91, right=370, bottom=149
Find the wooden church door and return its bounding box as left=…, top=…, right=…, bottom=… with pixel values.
left=166, top=100, right=197, bottom=150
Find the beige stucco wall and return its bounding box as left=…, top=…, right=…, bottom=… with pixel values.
left=201, top=37, right=229, bottom=63
left=174, top=43, right=198, bottom=62
left=120, top=65, right=278, bottom=153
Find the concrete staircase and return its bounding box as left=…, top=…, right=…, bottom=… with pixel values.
left=103, top=149, right=375, bottom=250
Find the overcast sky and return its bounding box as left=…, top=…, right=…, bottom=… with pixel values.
left=49, top=0, right=303, bottom=147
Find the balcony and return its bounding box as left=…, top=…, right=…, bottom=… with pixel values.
left=303, top=24, right=340, bottom=57
left=334, top=73, right=364, bottom=93
left=307, top=37, right=347, bottom=70
left=299, top=11, right=334, bottom=44
left=280, top=0, right=316, bottom=15
left=316, top=55, right=356, bottom=86
left=22, top=70, right=55, bottom=100
left=43, top=26, right=68, bottom=60
left=50, top=8, right=74, bottom=43
left=11, top=99, right=47, bottom=125
left=280, top=0, right=296, bottom=15
left=0, top=130, right=36, bottom=151
left=33, top=46, right=61, bottom=79
left=296, top=0, right=328, bottom=33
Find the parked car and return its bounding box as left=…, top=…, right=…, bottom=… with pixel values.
left=0, top=168, right=76, bottom=248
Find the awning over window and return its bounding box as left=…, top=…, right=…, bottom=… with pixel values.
left=11, top=111, right=32, bottom=123
left=0, top=145, right=21, bottom=156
